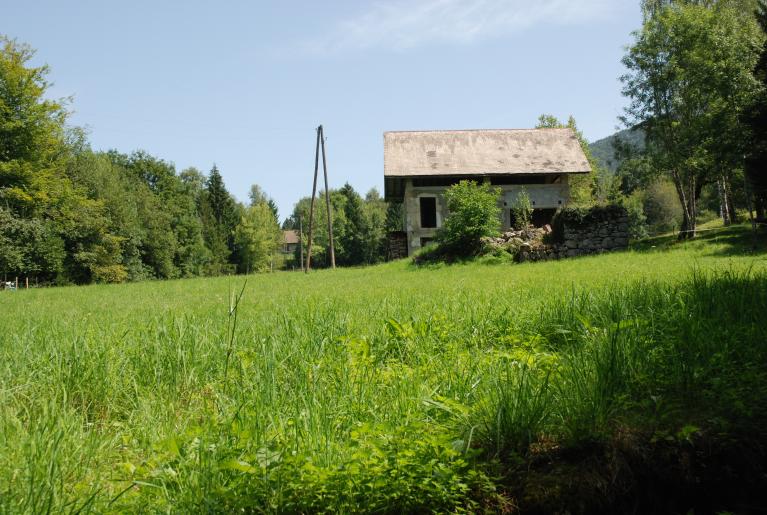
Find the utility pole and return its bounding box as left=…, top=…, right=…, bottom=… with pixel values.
left=320, top=125, right=336, bottom=269
left=299, top=214, right=305, bottom=272
left=305, top=127, right=321, bottom=273
left=305, top=125, right=336, bottom=271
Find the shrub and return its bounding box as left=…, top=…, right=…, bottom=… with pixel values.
left=734, top=208, right=751, bottom=223
left=435, top=181, right=501, bottom=258
left=696, top=209, right=720, bottom=226
left=92, top=264, right=128, bottom=284
left=511, top=188, right=533, bottom=229
left=643, top=179, right=683, bottom=234
left=623, top=192, right=649, bottom=240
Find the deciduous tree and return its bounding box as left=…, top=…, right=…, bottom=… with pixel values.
left=745, top=0, right=767, bottom=218
left=535, top=115, right=602, bottom=205
left=621, top=3, right=763, bottom=238
left=234, top=202, right=281, bottom=273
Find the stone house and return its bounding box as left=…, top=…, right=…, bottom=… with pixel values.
left=383, top=129, right=591, bottom=256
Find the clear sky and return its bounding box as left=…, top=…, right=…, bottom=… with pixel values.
left=4, top=0, right=642, bottom=220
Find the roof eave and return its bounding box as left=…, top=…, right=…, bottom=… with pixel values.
left=383, top=170, right=591, bottom=178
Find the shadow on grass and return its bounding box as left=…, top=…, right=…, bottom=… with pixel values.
left=630, top=224, right=767, bottom=258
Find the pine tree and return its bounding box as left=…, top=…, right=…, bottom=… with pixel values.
left=336, top=183, right=365, bottom=266
left=202, top=165, right=238, bottom=272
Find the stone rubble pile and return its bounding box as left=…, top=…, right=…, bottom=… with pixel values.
left=479, top=207, right=631, bottom=263
left=480, top=225, right=557, bottom=262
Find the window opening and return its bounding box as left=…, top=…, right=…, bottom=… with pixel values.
left=420, top=197, right=437, bottom=228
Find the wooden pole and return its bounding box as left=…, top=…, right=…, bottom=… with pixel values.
left=25, top=277, right=28, bottom=289
left=299, top=215, right=305, bottom=272
left=15, top=277, right=18, bottom=290
left=319, top=125, right=336, bottom=269
left=305, top=127, right=321, bottom=273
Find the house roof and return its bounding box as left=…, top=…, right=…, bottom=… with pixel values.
left=283, top=230, right=299, bottom=245
left=383, top=128, right=591, bottom=177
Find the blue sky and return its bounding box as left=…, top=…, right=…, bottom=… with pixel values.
left=4, top=0, right=641, bottom=220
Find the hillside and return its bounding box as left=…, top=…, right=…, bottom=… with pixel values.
left=1, top=225, right=766, bottom=513
left=589, top=127, right=645, bottom=173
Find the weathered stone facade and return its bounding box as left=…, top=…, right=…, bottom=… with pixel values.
left=400, top=177, right=571, bottom=256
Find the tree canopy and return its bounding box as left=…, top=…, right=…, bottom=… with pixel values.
left=621, top=1, right=764, bottom=238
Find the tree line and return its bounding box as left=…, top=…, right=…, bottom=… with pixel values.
left=282, top=185, right=402, bottom=269
left=0, top=36, right=396, bottom=285
left=7, top=0, right=762, bottom=284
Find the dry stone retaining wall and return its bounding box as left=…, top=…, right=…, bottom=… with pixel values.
left=554, top=205, right=630, bottom=258
left=480, top=205, right=631, bottom=263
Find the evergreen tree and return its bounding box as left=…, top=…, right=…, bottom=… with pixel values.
left=202, top=165, right=238, bottom=273
left=206, top=165, right=236, bottom=226
left=337, top=183, right=366, bottom=266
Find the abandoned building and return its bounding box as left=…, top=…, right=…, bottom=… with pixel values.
left=281, top=230, right=299, bottom=255
left=384, top=128, right=591, bottom=256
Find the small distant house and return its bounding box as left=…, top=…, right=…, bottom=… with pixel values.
left=282, top=230, right=299, bottom=254
left=384, top=128, right=591, bottom=256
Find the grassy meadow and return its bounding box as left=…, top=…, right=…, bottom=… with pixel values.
left=1, top=225, right=767, bottom=513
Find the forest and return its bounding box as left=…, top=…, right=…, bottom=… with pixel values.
left=0, top=37, right=395, bottom=285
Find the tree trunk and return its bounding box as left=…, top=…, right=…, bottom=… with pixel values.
left=682, top=197, right=697, bottom=239
left=718, top=177, right=731, bottom=226
left=724, top=175, right=737, bottom=223
left=689, top=177, right=699, bottom=238
left=673, top=171, right=697, bottom=240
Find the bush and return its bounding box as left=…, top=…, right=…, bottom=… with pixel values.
left=92, top=264, right=128, bottom=284
left=734, top=208, right=751, bottom=223
left=434, top=181, right=501, bottom=258
left=511, top=188, right=533, bottom=229
left=643, top=179, right=683, bottom=234
left=623, top=193, right=649, bottom=240
left=697, top=209, right=720, bottom=226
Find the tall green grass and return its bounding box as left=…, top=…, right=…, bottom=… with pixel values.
left=473, top=269, right=767, bottom=462
left=0, top=228, right=765, bottom=512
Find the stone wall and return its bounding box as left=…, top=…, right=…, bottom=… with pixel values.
left=481, top=205, right=631, bottom=263
left=553, top=205, right=630, bottom=258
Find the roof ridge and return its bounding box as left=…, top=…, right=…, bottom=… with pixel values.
left=383, top=128, right=572, bottom=134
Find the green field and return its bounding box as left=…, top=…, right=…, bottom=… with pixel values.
left=2, top=225, right=767, bottom=513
